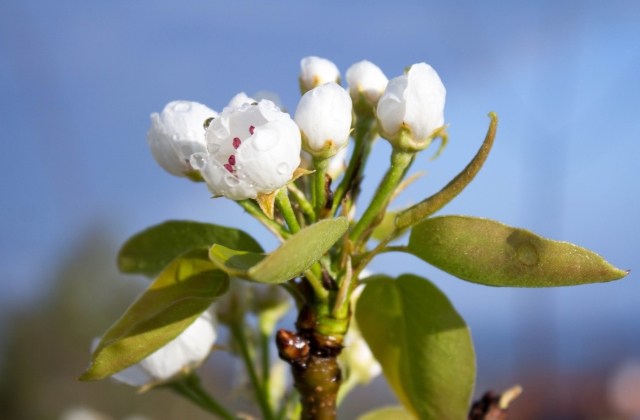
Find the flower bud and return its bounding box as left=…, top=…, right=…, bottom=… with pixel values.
left=346, top=60, right=389, bottom=108
left=327, top=146, right=348, bottom=181
left=299, top=56, right=340, bottom=94
left=99, top=308, right=217, bottom=387
left=147, top=101, right=218, bottom=179
left=193, top=100, right=301, bottom=200
left=377, top=63, right=446, bottom=151
left=294, top=82, right=352, bottom=159
left=227, top=92, right=256, bottom=109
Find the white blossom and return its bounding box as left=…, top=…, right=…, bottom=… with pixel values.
left=193, top=100, right=301, bottom=200
left=299, top=56, right=340, bottom=93
left=147, top=100, right=218, bottom=177
left=227, top=92, right=256, bottom=109
left=377, top=63, right=446, bottom=143
left=346, top=60, right=389, bottom=105
left=294, top=82, right=352, bottom=158
left=327, top=146, right=349, bottom=180
left=98, top=309, right=217, bottom=387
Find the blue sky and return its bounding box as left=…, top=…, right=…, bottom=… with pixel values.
left=1, top=0, right=639, bottom=375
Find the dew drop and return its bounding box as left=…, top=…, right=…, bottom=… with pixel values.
left=189, top=153, right=207, bottom=170
left=173, top=101, right=191, bottom=112
left=172, top=134, right=179, bottom=141
left=225, top=175, right=240, bottom=187
left=277, top=162, right=288, bottom=174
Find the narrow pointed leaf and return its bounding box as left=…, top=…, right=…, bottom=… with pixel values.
left=356, top=274, right=475, bottom=420
left=396, top=113, right=497, bottom=230
left=118, top=220, right=263, bottom=278
left=209, top=217, right=349, bottom=284
left=408, top=215, right=628, bottom=287
left=358, top=406, right=415, bottom=420
left=80, top=248, right=229, bottom=381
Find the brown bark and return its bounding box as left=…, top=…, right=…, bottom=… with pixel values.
left=468, top=386, right=522, bottom=420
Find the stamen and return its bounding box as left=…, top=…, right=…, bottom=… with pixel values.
left=228, top=155, right=236, bottom=165
left=224, top=164, right=233, bottom=173
left=249, top=125, right=255, bottom=135
left=233, top=137, right=241, bottom=149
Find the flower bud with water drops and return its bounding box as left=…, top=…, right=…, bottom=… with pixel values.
left=299, top=56, right=341, bottom=94
left=376, top=62, right=447, bottom=152
left=147, top=100, right=218, bottom=180
left=191, top=100, right=301, bottom=200
left=294, top=82, right=353, bottom=159
left=227, top=92, right=256, bottom=109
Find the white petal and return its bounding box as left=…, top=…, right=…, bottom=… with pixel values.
left=346, top=60, right=389, bottom=104
left=138, top=309, right=217, bottom=381
left=294, top=82, right=352, bottom=153
left=377, top=75, right=408, bottom=137
left=403, top=63, right=446, bottom=141
left=228, top=92, right=256, bottom=109
left=147, top=101, right=218, bottom=176
left=299, top=56, right=340, bottom=91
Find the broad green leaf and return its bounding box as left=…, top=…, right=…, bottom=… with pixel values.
left=209, top=217, right=349, bottom=284
left=357, top=274, right=475, bottom=420
left=408, top=215, right=628, bottom=287
left=396, top=113, right=497, bottom=230
left=358, top=406, right=415, bottom=420
left=118, top=220, right=263, bottom=278
left=80, top=248, right=229, bottom=381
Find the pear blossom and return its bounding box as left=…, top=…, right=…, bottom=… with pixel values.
left=227, top=92, right=256, bottom=109
left=327, top=146, right=349, bottom=180
left=192, top=100, right=301, bottom=200
left=147, top=100, right=218, bottom=177
left=346, top=60, right=389, bottom=105
left=299, top=56, right=340, bottom=93
left=294, top=82, right=352, bottom=158
left=98, top=308, right=218, bottom=387
left=377, top=63, right=446, bottom=144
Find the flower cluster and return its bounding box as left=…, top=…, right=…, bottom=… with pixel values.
left=146, top=56, right=446, bottom=201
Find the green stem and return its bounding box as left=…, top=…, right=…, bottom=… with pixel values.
left=331, top=258, right=352, bottom=319
left=237, top=200, right=291, bottom=240
left=288, top=184, right=316, bottom=222
left=349, top=149, right=414, bottom=243
left=332, top=116, right=376, bottom=216
left=230, top=323, right=274, bottom=420
left=276, top=188, right=301, bottom=234
left=170, top=375, right=237, bottom=420
left=304, top=269, right=329, bottom=301
left=312, top=157, right=330, bottom=218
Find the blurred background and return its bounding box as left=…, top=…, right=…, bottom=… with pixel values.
left=1, top=0, right=639, bottom=419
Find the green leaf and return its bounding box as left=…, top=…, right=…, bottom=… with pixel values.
left=396, top=113, right=497, bottom=230
left=80, top=248, right=229, bottom=381
left=358, top=406, right=415, bottom=420
left=118, top=220, right=263, bottom=278
left=408, top=215, right=629, bottom=287
left=209, top=217, right=349, bottom=284
left=371, top=210, right=402, bottom=241
left=356, top=274, right=475, bottom=420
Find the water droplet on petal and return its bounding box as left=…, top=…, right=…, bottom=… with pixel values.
left=190, top=153, right=207, bottom=170
left=173, top=101, right=191, bottom=112
left=208, top=143, right=221, bottom=154
left=277, top=162, right=288, bottom=174
left=225, top=175, right=240, bottom=187
left=172, top=134, right=179, bottom=141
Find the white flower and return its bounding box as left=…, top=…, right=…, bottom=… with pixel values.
left=98, top=309, right=217, bottom=387
left=377, top=63, right=446, bottom=145
left=299, top=56, right=340, bottom=93
left=147, top=100, right=218, bottom=177
left=227, top=92, right=256, bottom=109
left=346, top=60, right=389, bottom=105
left=294, top=82, right=352, bottom=158
left=193, top=100, right=301, bottom=200
left=327, top=146, right=348, bottom=180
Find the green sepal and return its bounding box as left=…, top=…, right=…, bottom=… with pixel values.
left=79, top=248, right=229, bottom=381
left=209, top=217, right=349, bottom=284
left=356, top=274, right=476, bottom=420
left=395, top=112, right=497, bottom=230
left=357, top=406, right=415, bottom=420
left=118, top=220, right=263, bottom=278
left=371, top=210, right=402, bottom=241
left=408, top=215, right=629, bottom=287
